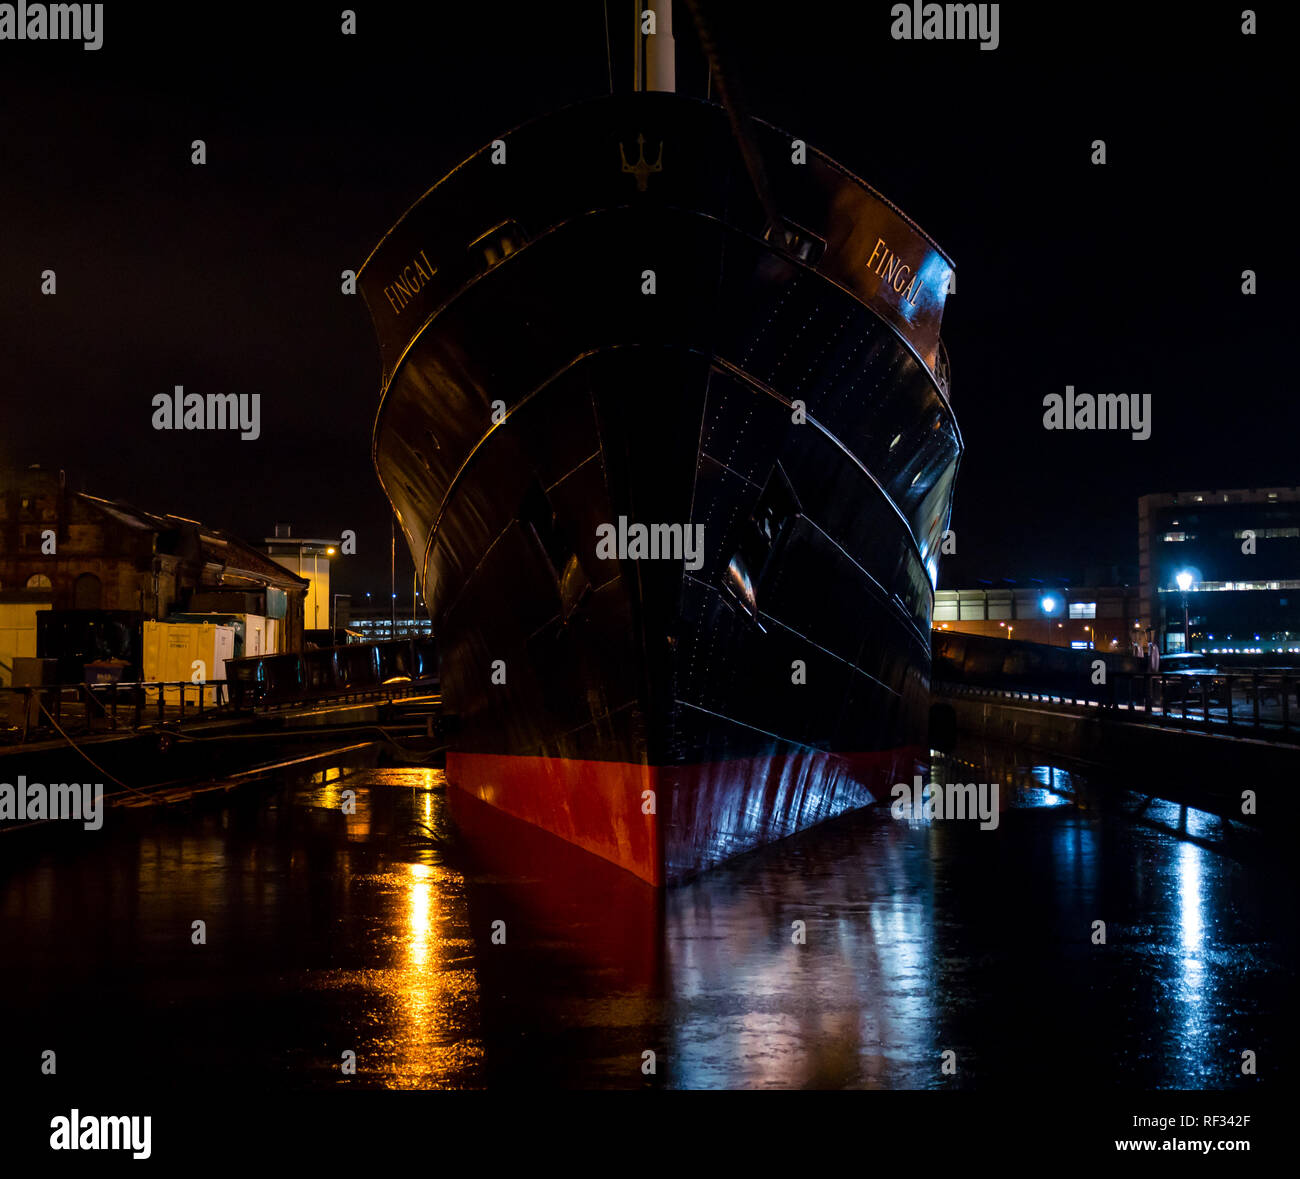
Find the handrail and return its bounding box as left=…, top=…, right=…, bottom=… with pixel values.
left=0, top=679, right=233, bottom=741
left=933, top=670, right=1299, bottom=745
left=2, top=636, right=439, bottom=744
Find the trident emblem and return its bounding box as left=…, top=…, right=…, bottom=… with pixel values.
left=619, top=133, right=663, bottom=192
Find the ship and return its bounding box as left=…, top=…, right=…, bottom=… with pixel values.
left=357, top=5, right=962, bottom=885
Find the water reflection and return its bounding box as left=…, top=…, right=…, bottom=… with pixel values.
left=0, top=744, right=1292, bottom=1091
left=1169, top=836, right=1211, bottom=1085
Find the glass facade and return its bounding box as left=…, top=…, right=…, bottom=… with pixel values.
left=1139, top=489, right=1300, bottom=654
left=347, top=612, right=433, bottom=642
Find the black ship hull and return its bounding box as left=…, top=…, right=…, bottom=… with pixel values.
left=360, top=93, right=961, bottom=883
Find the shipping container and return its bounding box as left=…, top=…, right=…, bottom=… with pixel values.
left=0, top=602, right=51, bottom=686
left=142, top=621, right=236, bottom=705
left=165, top=612, right=270, bottom=658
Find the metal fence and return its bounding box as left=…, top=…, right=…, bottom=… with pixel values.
left=223, top=636, right=438, bottom=710
left=937, top=670, right=1299, bottom=742
left=1, top=679, right=232, bottom=741
left=1, top=637, right=440, bottom=743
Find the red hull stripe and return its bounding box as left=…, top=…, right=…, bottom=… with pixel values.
left=446, top=747, right=925, bottom=886
left=446, top=752, right=662, bottom=884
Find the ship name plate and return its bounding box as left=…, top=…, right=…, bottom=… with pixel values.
left=866, top=236, right=925, bottom=307
left=383, top=248, right=438, bottom=315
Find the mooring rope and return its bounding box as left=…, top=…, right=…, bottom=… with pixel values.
left=36, top=698, right=150, bottom=798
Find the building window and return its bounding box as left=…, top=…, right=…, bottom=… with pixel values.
left=1068, top=602, right=1096, bottom=618
left=74, top=572, right=102, bottom=609
left=26, top=573, right=52, bottom=589
left=1161, top=531, right=1192, bottom=542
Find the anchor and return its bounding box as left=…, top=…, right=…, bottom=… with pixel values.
left=619, top=133, right=663, bottom=192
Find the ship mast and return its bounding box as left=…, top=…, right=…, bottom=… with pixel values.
left=635, top=0, right=676, bottom=92
left=680, top=0, right=780, bottom=234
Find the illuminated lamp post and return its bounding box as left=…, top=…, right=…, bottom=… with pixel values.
left=325, top=547, right=336, bottom=633
left=1176, top=570, right=1193, bottom=653
left=1040, top=594, right=1058, bottom=644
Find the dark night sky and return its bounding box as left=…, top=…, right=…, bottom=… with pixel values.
left=1, top=1, right=1293, bottom=600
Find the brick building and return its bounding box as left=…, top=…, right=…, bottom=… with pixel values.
left=0, top=466, right=308, bottom=681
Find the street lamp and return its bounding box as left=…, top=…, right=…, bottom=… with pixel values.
left=1176, top=570, right=1194, bottom=652
left=304, top=545, right=339, bottom=633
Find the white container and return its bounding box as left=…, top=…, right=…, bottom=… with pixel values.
left=241, top=613, right=267, bottom=658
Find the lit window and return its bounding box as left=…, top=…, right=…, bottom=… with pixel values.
left=1068, top=602, right=1096, bottom=618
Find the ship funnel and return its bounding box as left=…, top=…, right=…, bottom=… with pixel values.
left=637, top=0, right=676, bottom=92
